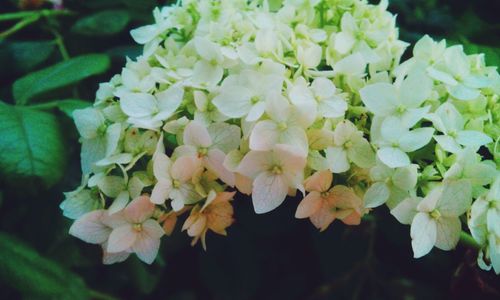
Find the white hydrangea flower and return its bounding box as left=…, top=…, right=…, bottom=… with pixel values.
left=325, top=120, right=375, bottom=173
left=427, top=102, right=492, bottom=153
left=392, top=180, right=472, bottom=258
left=237, top=145, right=306, bottom=214
left=373, top=116, right=434, bottom=168
left=365, top=159, right=418, bottom=209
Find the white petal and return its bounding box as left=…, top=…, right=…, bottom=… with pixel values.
left=120, top=92, right=156, bottom=118
left=334, top=52, right=366, bottom=76
left=434, top=135, right=462, bottom=153
left=447, top=84, right=480, bottom=101
left=150, top=179, right=172, bottom=205
left=318, top=97, right=347, bottom=118
left=212, top=85, right=253, bottom=118
left=400, top=69, right=432, bottom=108
left=107, top=225, right=137, bottom=253
left=133, top=233, right=161, bottom=264
left=334, top=32, right=355, bottom=54
left=237, top=150, right=272, bottom=179
left=69, top=210, right=110, bottom=244
left=155, top=85, right=184, bottom=120
left=246, top=101, right=266, bottom=122
left=363, top=182, right=390, bottom=208
left=252, top=172, right=288, bottom=214
left=130, top=25, right=158, bottom=44
left=377, top=147, right=410, bottom=168
left=192, top=60, right=223, bottom=87
left=325, top=147, right=350, bottom=173
left=249, top=120, right=279, bottom=151
left=183, top=121, right=212, bottom=148
left=427, top=67, right=457, bottom=86
left=410, top=212, right=437, bottom=258
left=359, top=83, right=397, bottom=116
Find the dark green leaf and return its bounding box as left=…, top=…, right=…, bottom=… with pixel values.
left=0, top=40, right=55, bottom=74
left=12, top=54, right=110, bottom=105
left=72, top=10, right=130, bottom=36
left=0, top=101, right=67, bottom=186
left=0, top=232, right=89, bottom=300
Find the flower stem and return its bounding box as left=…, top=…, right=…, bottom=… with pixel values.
left=459, top=231, right=481, bottom=251
left=0, top=9, right=73, bottom=22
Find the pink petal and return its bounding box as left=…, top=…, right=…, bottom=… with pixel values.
left=107, top=225, right=137, bottom=253
left=295, top=192, right=323, bottom=219
left=171, top=155, right=200, bottom=182
left=310, top=207, right=336, bottom=231
left=125, top=195, right=155, bottom=223
left=69, top=210, right=111, bottom=244
left=304, top=170, right=332, bottom=192
left=187, top=216, right=207, bottom=237
left=133, top=232, right=161, bottom=264
left=183, top=121, right=212, bottom=148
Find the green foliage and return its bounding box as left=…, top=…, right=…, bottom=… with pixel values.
left=0, top=40, right=55, bottom=74
left=0, top=102, right=66, bottom=187
left=72, top=10, right=130, bottom=36
left=12, top=54, right=110, bottom=105
left=0, top=232, right=89, bottom=300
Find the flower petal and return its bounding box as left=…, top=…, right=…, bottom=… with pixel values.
left=252, top=172, right=288, bottom=214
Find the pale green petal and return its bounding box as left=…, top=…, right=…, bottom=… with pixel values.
left=399, top=69, right=432, bottom=108
left=399, top=127, right=434, bottom=152
left=392, top=164, right=418, bottom=191
left=434, top=217, right=461, bottom=251
left=348, top=137, right=375, bottom=169
left=391, top=196, right=421, bottom=225
left=364, top=182, right=390, bottom=208
left=456, top=130, right=493, bottom=147
left=73, top=108, right=105, bottom=139
left=377, top=147, right=410, bottom=168
left=437, top=179, right=472, bottom=217
left=325, top=146, right=349, bottom=173
left=434, top=135, right=461, bottom=153
left=334, top=32, right=355, bottom=54
left=208, top=122, right=241, bottom=153
left=359, top=83, right=397, bottom=116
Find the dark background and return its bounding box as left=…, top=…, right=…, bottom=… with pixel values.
left=0, top=0, right=499, bottom=299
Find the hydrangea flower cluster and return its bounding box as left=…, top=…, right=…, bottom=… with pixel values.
left=61, top=0, right=500, bottom=273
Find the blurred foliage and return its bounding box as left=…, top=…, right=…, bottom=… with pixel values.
left=0, top=0, right=498, bottom=299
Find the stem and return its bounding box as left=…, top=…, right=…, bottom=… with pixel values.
left=28, top=101, right=61, bottom=110
left=459, top=231, right=481, bottom=251
left=89, top=289, right=119, bottom=300
left=49, top=27, right=70, bottom=60
left=0, top=15, right=40, bottom=39
left=0, top=9, right=73, bottom=22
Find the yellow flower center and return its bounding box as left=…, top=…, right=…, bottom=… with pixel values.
left=133, top=223, right=143, bottom=232
left=173, top=179, right=181, bottom=188
left=198, top=147, right=208, bottom=157
left=277, top=122, right=288, bottom=131
left=271, top=165, right=283, bottom=175
left=430, top=209, right=441, bottom=220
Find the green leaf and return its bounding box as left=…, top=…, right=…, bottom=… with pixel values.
left=55, top=99, right=92, bottom=118
left=72, top=10, right=130, bottom=36
left=0, top=232, right=90, bottom=300
left=0, top=40, right=55, bottom=74
left=0, top=101, right=66, bottom=186
left=12, top=54, right=110, bottom=105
